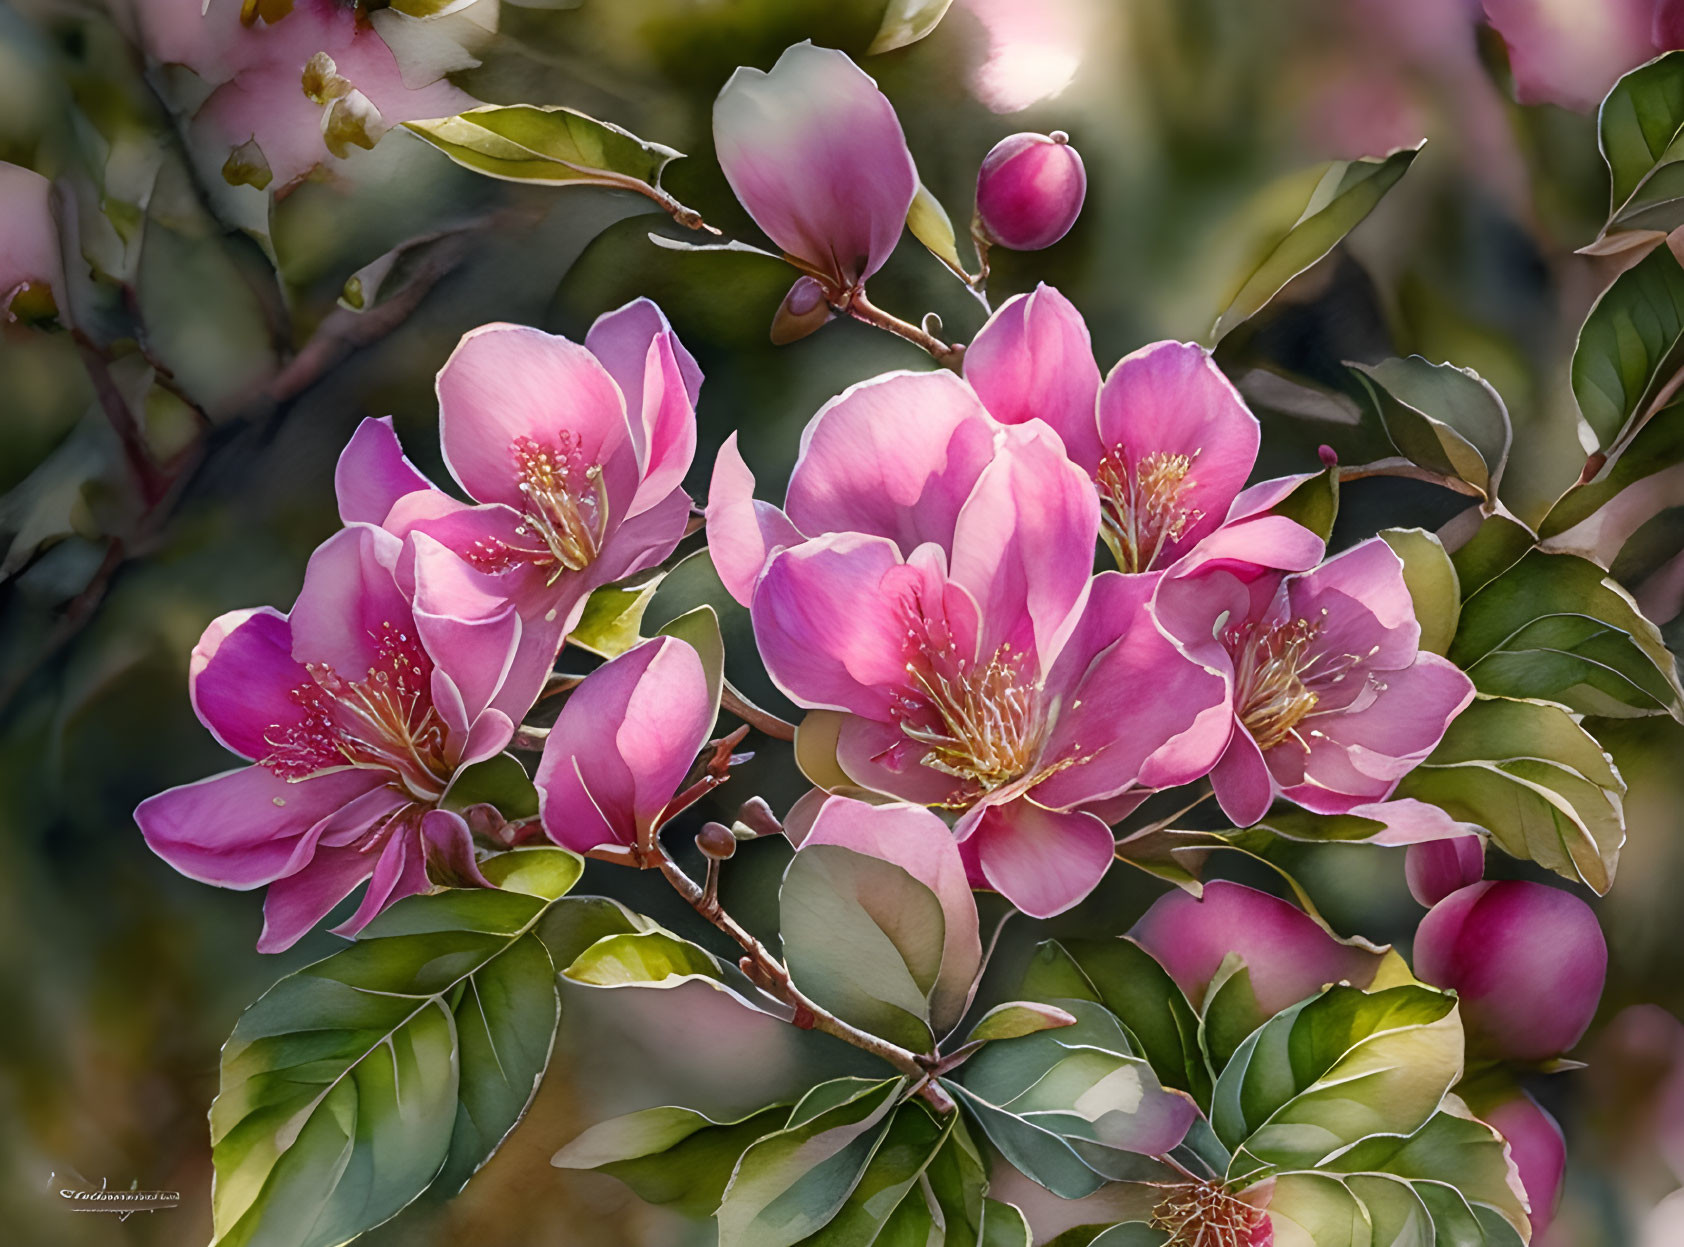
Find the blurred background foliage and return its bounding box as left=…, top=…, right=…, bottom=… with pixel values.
left=1, top=0, right=1681, bottom=1243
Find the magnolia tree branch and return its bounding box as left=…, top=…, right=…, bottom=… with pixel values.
left=845, top=290, right=966, bottom=371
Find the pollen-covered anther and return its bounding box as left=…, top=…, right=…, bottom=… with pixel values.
left=1226, top=616, right=1382, bottom=753
left=1096, top=445, right=1203, bottom=573
left=491, top=433, right=611, bottom=582
left=1151, top=1179, right=1270, bottom=1247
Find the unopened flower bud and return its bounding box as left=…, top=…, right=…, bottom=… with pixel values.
left=734, top=796, right=782, bottom=840
left=696, top=821, right=738, bottom=860
left=770, top=275, right=834, bottom=345
left=973, top=131, right=1086, bottom=251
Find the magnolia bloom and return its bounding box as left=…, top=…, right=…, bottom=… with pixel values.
left=337, top=299, right=699, bottom=698
left=135, top=525, right=536, bottom=951
left=1405, top=833, right=1485, bottom=906
left=1130, top=880, right=1386, bottom=1015
left=128, top=0, right=475, bottom=192
left=1413, top=880, right=1607, bottom=1063
left=973, top=131, right=1087, bottom=251
left=962, top=284, right=1326, bottom=577
left=708, top=371, right=1231, bottom=917
left=1155, top=538, right=1476, bottom=828
left=0, top=162, right=63, bottom=322
left=714, top=42, right=917, bottom=305
left=535, top=636, right=715, bottom=854
left=1479, top=1090, right=1567, bottom=1238
left=1480, top=0, right=1670, bottom=112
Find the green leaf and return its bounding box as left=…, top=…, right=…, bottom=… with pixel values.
left=479, top=846, right=585, bottom=901
left=1448, top=512, right=1536, bottom=598
left=441, top=751, right=539, bottom=822
left=870, top=0, right=955, bottom=54
left=1448, top=548, right=1684, bottom=718
left=780, top=844, right=947, bottom=1053
left=1571, top=242, right=1684, bottom=451
left=966, top=1001, right=1080, bottom=1045
left=551, top=1101, right=790, bottom=1216
left=1211, top=143, right=1422, bottom=341
left=1268, top=464, right=1340, bottom=543
left=650, top=549, right=800, bottom=721
left=908, top=180, right=970, bottom=280
left=923, top=1113, right=989, bottom=1247
left=1210, top=983, right=1462, bottom=1182
left=1395, top=695, right=1626, bottom=892
left=1540, top=397, right=1684, bottom=566
left=535, top=894, right=649, bottom=966
left=800, top=1101, right=954, bottom=1246
left=979, top=1199, right=1032, bottom=1247
left=563, top=929, right=728, bottom=989
left=1593, top=51, right=1684, bottom=246
left=404, top=105, right=683, bottom=194
left=717, top=1077, right=905, bottom=1247
left=209, top=889, right=563, bottom=1246
left=569, top=575, right=665, bottom=658
left=1380, top=527, right=1461, bottom=656
left=1351, top=357, right=1511, bottom=501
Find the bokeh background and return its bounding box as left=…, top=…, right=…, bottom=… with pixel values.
left=3, top=0, right=1682, bottom=1243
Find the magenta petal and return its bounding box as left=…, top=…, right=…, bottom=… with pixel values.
left=802, top=797, right=982, bottom=1032
left=402, top=533, right=522, bottom=730
left=1131, top=880, right=1384, bottom=1015
left=258, top=843, right=379, bottom=953
left=963, top=284, right=1104, bottom=472
left=752, top=533, right=915, bottom=718
left=335, top=416, right=437, bottom=527
left=419, top=808, right=492, bottom=889
left=332, top=826, right=431, bottom=938
left=786, top=370, right=999, bottom=553
left=590, top=486, right=693, bottom=591
left=189, top=607, right=309, bottom=761
left=967, top=800, right=1113, bottom=918
left=288, top=524, right=411, bottom=679
left=835, top=714, right=975, bottom=807
left=1210, top=728, right=1274, bottom=828
left=1177, top=515, right=1325, bottom=578
left=136, top=765, right=385, bottom=888
left=1095, top=341, right=1260, bottom=564
left=1286, top=538, right=1421, bottom=671
left=1413, top=880, right=1607, bottom=1062
left=435, top=322, right=636, bottom=513
left=1481, top=1091, right=1566, bottom=1238
left=707, top=431, right=804, bottom=607
left=1405, top=835, right=1486, bottom=907
left=713, top=41, right=917, bottom=286
left=585, top=300, right=700, bottom=518
left=584, top=297, right=703, bottom=441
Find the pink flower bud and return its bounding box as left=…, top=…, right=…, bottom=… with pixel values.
left=974, top=131, right=1086, bottom=251
left=1404, top=834, right=1484, bottom=907
left=1479, top=1090, right=1566, bottom=1239
left=1413, top=880, right=1607, bottom=1063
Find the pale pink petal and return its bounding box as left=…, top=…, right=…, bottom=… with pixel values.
left=335, top=416, right=438, bottom=527
left=1482, top=0, right=1655, bottom=112
left=1130, top=880, right=1384, bottom=1014
left=835, top=714, right=983, bottom=807
left=1211, top=728, right=1275, bottom=828
left=1405, top=834, right=1486, bottom=907
left=401, top=532, right=523, bottom=729
left=964, top=800, right=1113, bottom=918
left=1176, top=515, right=1325, bottom=577
left=786, top=370, right=999, bottom=552
left=589, top=485, right=693, bottom=591
left=713, top=41, right=916, bottom=286
left=1227, top=473, right=1319, bottom=523
left=707, top=431, right=804, bottom=607
left=0, top=162, right=63, bottom=316
left=188, top=606, right=310, bottom=761
left=1285, top=538, right=1421, bottom=673
left=584, top=299, right=702, bottom=516
left=963, top=284, right=1104, bottom=471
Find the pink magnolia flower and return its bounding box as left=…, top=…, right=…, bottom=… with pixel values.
left=1479, top=0, right=1675, bottom=112
left=134, top=524, right=537, bottom=951
left=973, top=131, right=1087, bottom=251
left=707, top=370, right=1231, bottom=917
left=1479, top=1090, right=1567, bottom=1238
left=128, top=0, right=475, bottom=192
left=336, top=298, right=699, bottom=699
left=962, top=284, right=1326, bottom=577
left=0, top=162, right=63, bottom=322
left=714, top=42, right=917, bottom=306
left=535, top=636, right=716, bottom=854
left=1155, top=537, right=1476, bottom=828
left=1130, top=880, right=1386, bottom=1015
left=1413, top=879, right=1607, bottom=1063
left=1405, top=833, right=1485, bottom=906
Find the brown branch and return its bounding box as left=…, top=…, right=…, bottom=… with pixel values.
left=845, top=290, right=966, bottom=372
left=72, top=333, right=171, bottom=506
left=721, top=682, right=797, bottom=741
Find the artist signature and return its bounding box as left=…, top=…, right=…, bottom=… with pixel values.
left=52, top=1175, right=180, bottom=1221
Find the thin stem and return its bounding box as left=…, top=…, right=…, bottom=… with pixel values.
left=845, top=290, right=966, bottom=372
left=721, top=682, right=797, bottom=741
left=1337, top=457, right=1485, bottom=499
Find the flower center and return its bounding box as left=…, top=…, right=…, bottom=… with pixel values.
left=1151, top=1180, right=1272, bottom=1247
left=262, top=622, right=451, bottom=801
left=1224, top=612, right=1383, bottom=753
left=466, top=434, right=609, bottom=584
left=1096, top=446, right=1203, bottom=574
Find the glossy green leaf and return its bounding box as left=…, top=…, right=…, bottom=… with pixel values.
left=1541, top=397, right=1684, bottom=566
left=1210, top=983, right=1462, bottom=1181
left=404, top=105, right=682, bottom=193
left=1593, top=51, right=1684, bottom=246
left=1572, top=242, right=1684, bottom=451
left=908, top=180, right=970, bottom=280
left=1380, top=527, right=1461, bottom=656
left=979, top=1199, right=1032, bottom=1247
left=923, top=1113, right=989, bottom=1247
left=569, top=576, right=665, bottom=658
left=1268, top=464, right=1340, bottom=543
left=966, top=1001, right=1080, bottom=1045
left=209, top=889, right=564, bottom=1247
left=800, top=1101, right=953, bottom=1246
left=1396, top=694, right=1625, bottom=892
left=552, top=1101, right=790, bottom=1216
left=870, top=0, right=955, bottom=54
left=780, top=844, right=946, bottom=1052
left=1212, top=143, right=1421, bottom=341
left=441, top=751, right=540, bottom=822
left=1448, top=511, right=1536, bottom=597
left=478, top=846, right=585, bottom=901
left=1448, top=548, right=1683, bottom=718
left=563, top=929, right=728, bottom=989
left=716, top=1077, right=904, bottom=1247
left=1352, top=357, right=1511, bottom=501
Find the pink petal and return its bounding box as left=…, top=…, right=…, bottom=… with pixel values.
left=258, top=844, right=381, bottom=953
left=1413, top=880, right=1607, bottom=1062
left=136, top=765, right=385, bottom=889
left=1210, top=728, right=1275, bottom=827
left=590, top=485, right=694, bottom=591
left=963, top=284, right=1104, bottom=471
left=752, top=533, right=918, bottom=718
left=1482, top=0, right=1656, bottom=111
left=1336, top=797, right=1483, bottom=847
left=706, top=431, right=804, bottom=607
left=585, top=300, right=701, bottom=518
left=419, top=807, right=493, bottom=889
left=964, top=799, right=1114, bottom=918
left=400, top=532, right=523, bottom=730
left=1095, top=341, right=1260, bottom=567
left=786, top=370, right=999, bottom=553
left=1285, top=538, right=1421, bottom=673
left=1405, top=835, right=1486, bottom=907
left=0, top=162, right=63, bottom=315
left=1130, top=880, right=1384, bottom=1014
left=335, top=416, right=438, bottom=527
left=435, top=322, right=637, bottom=514
left=188, top=606, right=310, bottom=761
left=331, top=824, right=432, bottom=938
left=803, top=797, right=982, bottom=1033
left=1176, top=515, right=1325, bottom=577
left=287, top=524, right=411, bottom=679
left=1481, top=1091, right=1565, bottom=1239
left=1226, top=472, right=1319, bottom=523
left=713, top=41, right=917, bottom=286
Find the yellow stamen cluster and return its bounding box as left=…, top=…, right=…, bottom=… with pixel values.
left=1096, top=446, right=1203, bottom=573
left=466, top=434, right=609, bottom=583
left=1151, top=1179, right=1270, bottom=1247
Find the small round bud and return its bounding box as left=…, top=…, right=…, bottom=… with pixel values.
left=696, top=822, right=738, bottom=860
left=974, top=131, right=1087, bottom=251
left=734, top=796, right=782, bottom=840
left=770, top=275, right=834, bottom=345
left=1317, top=443, right=1339, bottom=467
